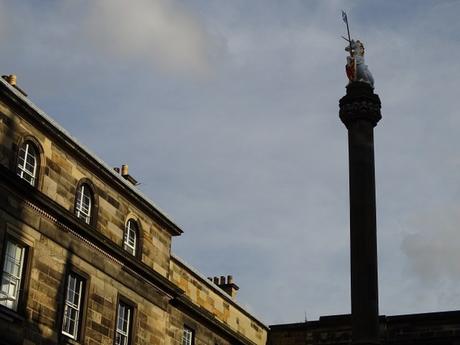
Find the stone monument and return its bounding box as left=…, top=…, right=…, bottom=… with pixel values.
left=340, top=11, right=381, bottom=345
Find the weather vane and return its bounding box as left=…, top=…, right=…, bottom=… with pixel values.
left=341, top=11, right=374, bottom=87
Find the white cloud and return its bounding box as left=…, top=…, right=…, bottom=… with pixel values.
left=84, top=0, right=214, bottom=75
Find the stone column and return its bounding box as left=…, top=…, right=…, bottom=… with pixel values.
left=339, top=81, right=382, bottom=345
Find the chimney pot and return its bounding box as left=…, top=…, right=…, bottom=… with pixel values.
left=8, top=75, right=17, bottom=86
left=214, top=274, right=239, bottom=300
left=2, top=74, right=16, bottom=86
left=121, top=164, right=129, bottom=176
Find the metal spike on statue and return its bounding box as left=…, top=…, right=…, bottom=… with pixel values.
left=341, top=11, right=374, bottom=87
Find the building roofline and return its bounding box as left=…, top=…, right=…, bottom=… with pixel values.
left=171, top=254, right=269, bottom=330
left=171, top=295, right=260, bottom=345
left=385, top=309, right=460, bottom=323
left=269, top=310, right=460, bottom=330
left=0, top=78, right=183, bottom=236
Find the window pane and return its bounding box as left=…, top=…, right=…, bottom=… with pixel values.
left=117, top=304, right=125, bottom=330
left=75, top=184, right=92, bottom=224
left=0, top=240, right=25, bottom=311
left=115, top=333, right=127, bottom=345
left=124, top=220, right=137, bottom=256
left=115, top=302, right=132, bottom=345
left=62, top=273, right=84, bottom=340
left=17, top=143, right=37, bottom=186
left=67, top=275, right=81, bottom=306
left=182, top=328, right=193, bottom=345
left=62, top=305, right=77, bottom=336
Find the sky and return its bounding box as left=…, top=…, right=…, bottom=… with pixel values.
left=1, top=0, right=460, bottom=325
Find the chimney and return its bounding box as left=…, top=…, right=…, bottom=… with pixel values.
left=3, top=74, right=16, bottom=86
left=213, top=275, right=239, bottom=299
left=117, top=164, right=138, bottom=186
left=2, top=74, right=28, bottom=96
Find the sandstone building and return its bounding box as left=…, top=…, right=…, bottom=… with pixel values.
left=0, top=75, right=268, bottom=345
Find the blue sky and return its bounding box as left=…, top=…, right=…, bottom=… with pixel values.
left=1, top=0, right=460, bottom=324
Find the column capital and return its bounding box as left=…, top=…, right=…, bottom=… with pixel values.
left=339, top=82, right=382, bottom=129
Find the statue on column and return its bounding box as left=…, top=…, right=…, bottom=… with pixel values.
left=345, top=40, right=374, bottom=87
left=341, top=10, right=374, bottom=87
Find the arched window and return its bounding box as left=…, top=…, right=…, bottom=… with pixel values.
left=75, top=184, right=92, bottom=224
left=123, top=219, right=138, bottom=256
left=17, top=141, right=38, bottom=186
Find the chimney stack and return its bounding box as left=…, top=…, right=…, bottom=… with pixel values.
left=2, top=74, right=28, bottom=96
left=212, top=275, right=239, bottom=299
left=3, top=74, right=17, bottom=86
left=114, top=164, right=138, bottom=186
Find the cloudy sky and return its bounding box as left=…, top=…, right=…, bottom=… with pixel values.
left=1, top=0, right=460, bottom=324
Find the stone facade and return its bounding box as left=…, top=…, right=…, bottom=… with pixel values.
left=170, top=257, right=265, bottom=344
left=0, top=77, right=268, bottom=345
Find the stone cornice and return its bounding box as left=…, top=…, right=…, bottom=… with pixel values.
left=0, top=165, right=183, bottom=298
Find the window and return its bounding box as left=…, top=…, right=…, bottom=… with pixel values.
left=17, top=141, right=38, bottom=186
left=75, top=184, right=92, bottom=224
left=115, top=301, right=133, bottom=345
left=62, top=272, right=85, bottom=340
left=123, top=220, right=138, bottom=256
left=182, top=327, right=194, bottom=345
left=0, top=239, right=26, bottom=311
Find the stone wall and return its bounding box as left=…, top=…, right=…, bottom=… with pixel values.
left=170, top=257, right=267, bottom=345
left=0, top=184, right=171, bottom=345
left=0, top=96, right=172, bottom=278
left=169, top=307, right=234, bottom=345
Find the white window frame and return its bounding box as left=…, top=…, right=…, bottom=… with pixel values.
left=61, top=273, right=84, bottom=340
left=115, top=301, right=132, bottom=345
left=75, top=184, right=92, bottom=224
left=17, top=142, right=38, bottom=186
left=182, top=327, right=194, bottom=345
left=0, top=240, right=25, bottom=311
left=123, top=220, right=137, bottom=256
